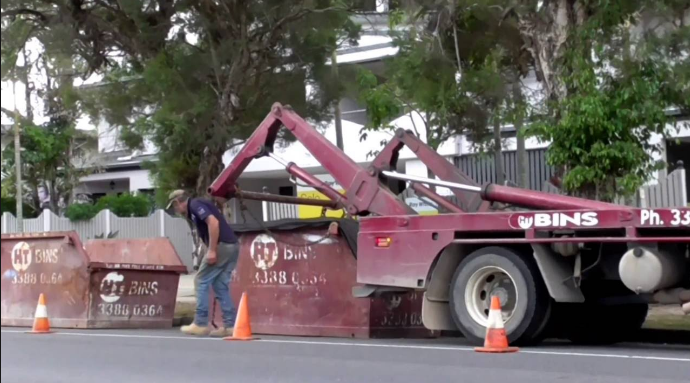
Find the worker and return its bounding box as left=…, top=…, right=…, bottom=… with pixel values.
left=166, top=190, right=239, bottom=337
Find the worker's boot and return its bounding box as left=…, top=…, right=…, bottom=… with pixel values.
left=209, top=326, right=234, bottom=338
left=181, top=323, right=210, bottom=336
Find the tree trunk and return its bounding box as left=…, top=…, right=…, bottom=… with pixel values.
left=21, top=47, right=33, bottom=122
left=427, top=167, right=437, bottom=193
left=29, top=182, right=41, bottom=213
left=516, top=0, right=588, bottom=102
left=332, top=50, right=344, bottom=151
left=426, top=129, right=437, bottom=194
left=50, top=181, right=59, bottom=213
left=513, top=81, right=529, bottom=189
left=493, top=117, right=505, bottom=185
left=196, top=148, right=225, bottom=198
left=13, top=109, right=23, bottom=231
left=65, top=137, right=75, bottom=208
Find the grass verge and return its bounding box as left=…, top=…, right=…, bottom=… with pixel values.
left=643, top=305, right=690, bottom=331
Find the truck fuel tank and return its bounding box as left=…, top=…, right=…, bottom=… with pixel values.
left=619, top=247, right=687, bottom=294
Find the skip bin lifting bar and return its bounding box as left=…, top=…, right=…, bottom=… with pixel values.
left=209, top=103, right=689, bottom=346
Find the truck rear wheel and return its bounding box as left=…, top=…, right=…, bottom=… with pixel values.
left=449, top=246, right=552, bottom=346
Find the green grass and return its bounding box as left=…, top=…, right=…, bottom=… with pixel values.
left=644, top=315, right=690, bottom=331
left=644, top=305, right=690, bottom=331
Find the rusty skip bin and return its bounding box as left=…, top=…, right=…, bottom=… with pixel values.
left=210, top=219, right=438, bottom=339
left=1, top=231, right=187, bottom=329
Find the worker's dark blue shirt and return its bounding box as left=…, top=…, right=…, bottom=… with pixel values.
left=187, top=198, right=238, bottom=246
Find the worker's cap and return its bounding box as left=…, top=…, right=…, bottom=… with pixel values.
left=165, top=189, right=187, bottom=210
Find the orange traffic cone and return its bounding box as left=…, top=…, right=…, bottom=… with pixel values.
left=27, top=293, right=52, bottom=334
left=223, top=292, right=256, bottom=341
left=475, top=296, right=518, bottom=353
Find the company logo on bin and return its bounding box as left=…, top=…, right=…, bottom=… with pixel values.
left=386, top=295, right=402, bottom=310
left=11, top=242, right=32, bottom=272
left=100, top=272, right=125, bottom=303
left=509, top=212, right=599, bottom=229
left=250, top=234, right=279, bottom=270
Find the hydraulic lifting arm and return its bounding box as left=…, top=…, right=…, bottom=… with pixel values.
left=370, top=129, right=489, bottom=213
left=209, top=103, right=619, bottom=216
left=208, top=103, right=414, bottom=216
left=372, top=129, right=621, bottom=212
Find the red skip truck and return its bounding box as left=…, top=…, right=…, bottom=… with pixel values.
left=209, top=103, right=690, bottom=346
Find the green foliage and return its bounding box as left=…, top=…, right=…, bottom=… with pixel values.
left=64, top=193, right=153, bottom=222
left=95, top=193, right=153, bottom=218
left=1, top=197, right=14, bottom=214
left=1, top=117, right=88, bottom=212
left=0, top=17, right=32, bottom=80
left=63, top=203, right=100, bottom=222
left=365, top=0, right=688, bottom=200
left=0, top=196, right=37, bottom=218
left=526, top=1, right=690, bottom=200
left=357, top=0, right=527, bottom=153
left=2, top=0, right=92, bottom=211
left=2, top=0, right=364, bottom=197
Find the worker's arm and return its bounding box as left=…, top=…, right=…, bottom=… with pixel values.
left=190, top=200, right=219, bottom=265
left=205, top=215, right=220, bottom=264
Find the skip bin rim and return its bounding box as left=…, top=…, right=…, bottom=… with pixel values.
left=2, top=231, right=91, bottom=261
left=84, top=238, right=188, bottom=275
left=88, top=262, right=188, bottom=273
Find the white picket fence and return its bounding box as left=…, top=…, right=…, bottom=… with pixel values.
left=1, top=209, right=195, bottom=271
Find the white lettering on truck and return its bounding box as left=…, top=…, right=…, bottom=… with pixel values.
left=514, top=212, right=599, bottom=229
left=640, top=209, right=690, bottom=227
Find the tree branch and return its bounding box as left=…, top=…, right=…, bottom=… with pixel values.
left=1, top=9, right=48, bottom=21
left=254, top=5, right=351, bottom=43
left=1, top=107, right=15, bottom=119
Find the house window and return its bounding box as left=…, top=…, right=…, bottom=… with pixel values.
left=91, top=193, right=106, bottom=203
left=279, top=186, right=295, bottom=197
left=352, top=0, right=377, bottom=12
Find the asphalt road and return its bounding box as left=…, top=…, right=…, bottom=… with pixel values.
left=2, top=328, right=689, bottom=383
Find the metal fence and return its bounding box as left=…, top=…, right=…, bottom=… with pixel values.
left=639, top=167, right=687, bottom=207
left=1, top=209, right=195, bottom=271
left=262, top=201, right=299, bottom=222
left=542, top=167, right=687, bottom=208
left=455, top=148, right=556, bottom=192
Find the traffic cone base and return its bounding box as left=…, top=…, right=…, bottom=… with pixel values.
left=474, top=346, right=519, bottom=353
left=475, top=296, right=518, bottom=354
left=223, top=292, right=256, bottom=341
left=27, top=293, right=53, bottom=334
left=224, top=335, right=256, bottom=341
left=26, top=329, right=53, bottom=335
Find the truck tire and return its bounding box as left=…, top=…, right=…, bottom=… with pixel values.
left=449, top=246, right=552, bottom=346
left=557, top=303, right=649, bottom=345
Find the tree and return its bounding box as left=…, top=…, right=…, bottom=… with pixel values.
left=2, top=1, right=361, bottom=202
left=357, top=0, right=533, bottom=187
left=2, top=1, right=93, bottom=212
left=513, top=0, right=690, bottom=200
left=362, top=0, right=689, bottom=201
left=1, top=120, right=92, bottom=212
left=0, top=196, right=38, bottom=218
